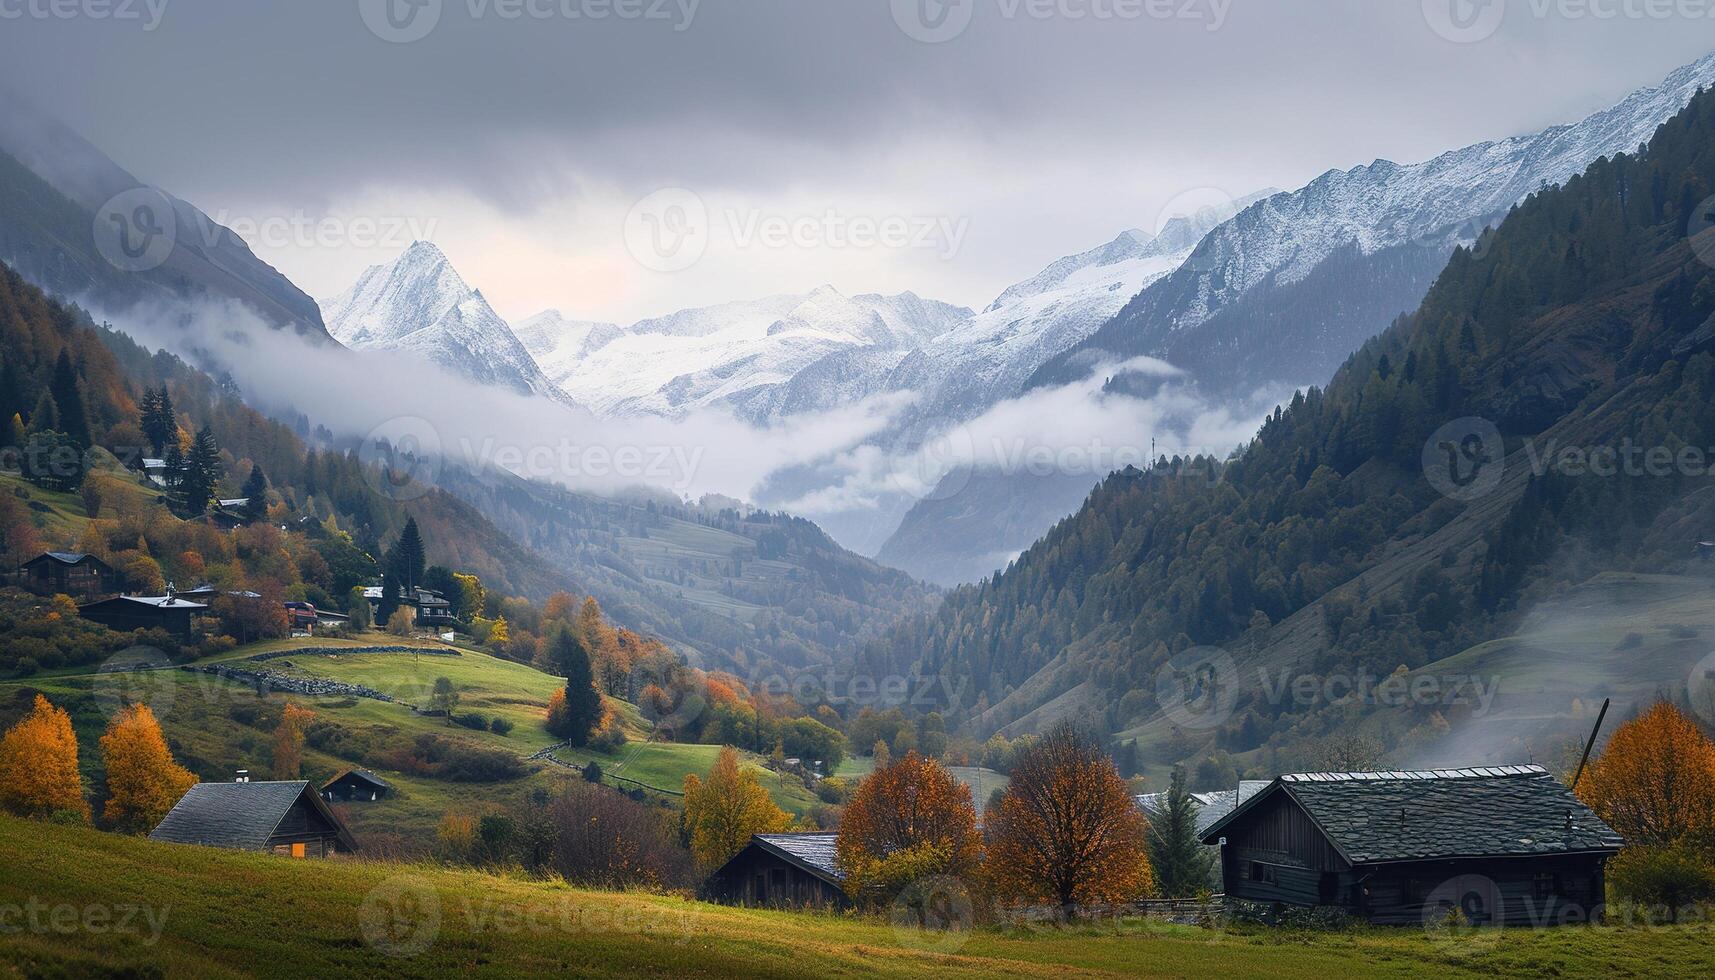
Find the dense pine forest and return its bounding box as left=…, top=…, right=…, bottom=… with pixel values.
left=860, top=86, right=1715, bottom=773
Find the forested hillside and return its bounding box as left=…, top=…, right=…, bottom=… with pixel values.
left=0, top=259, right=571, bottom=617
left=436, top=467, right=937, bottom=674
left=859, top=86, right=1715, bottom=777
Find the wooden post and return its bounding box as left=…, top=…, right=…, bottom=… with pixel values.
left=1571, top=698, right=1611, bottom=791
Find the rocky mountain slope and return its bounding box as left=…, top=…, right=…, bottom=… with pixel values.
left=0, top=104, right=330, bottom=338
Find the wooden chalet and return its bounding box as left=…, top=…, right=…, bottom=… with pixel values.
left=321, top=768, right=392, bottom=802
left=1199, top=766, right=1624, bottom=925
left=78, top=592, right=207, bottom=638
left=703, top=832, right=849, bottom=909
left=19, top=552, right=118, bottom=600
left=150, top=780, right=359, bottom=858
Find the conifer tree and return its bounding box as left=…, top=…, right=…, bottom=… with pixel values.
left=240, top=464, right=268, bottom=520
left=1145, top=766, right=1216, bottom=898
left=388, top=518, right=426, bottom=593
left=547, top=630, right=602, bottom=746
left=48, top=350, right=90, bottom=449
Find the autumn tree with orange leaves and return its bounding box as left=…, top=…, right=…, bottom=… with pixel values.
left=1577, top=700, right=1715, bottom=847
left=271, top=702, right=315, bottom=780
left=682, top=746, right=790, bottom=874
left=100, top=704, right=196, bottom=831
left=985, top=723, right=1153, bottom=915
left=0, top=694, right=88, bottom=821
left=835, top=751, right=981, bottom=905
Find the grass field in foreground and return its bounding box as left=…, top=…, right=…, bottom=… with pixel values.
left=1, top=815, right=1710, bottom=979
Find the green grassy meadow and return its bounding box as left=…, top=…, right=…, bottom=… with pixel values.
left=0, top=814, right=1708, bottom=978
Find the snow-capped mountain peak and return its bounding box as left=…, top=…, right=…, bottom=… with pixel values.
left=320, top=243, right=568, bottom=403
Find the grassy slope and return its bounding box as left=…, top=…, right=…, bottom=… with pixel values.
left=2, top=632, right=825, bottom=848
left=1, top=450, right=161, bottom=543
left=1, top=814, right=1709, bottom=979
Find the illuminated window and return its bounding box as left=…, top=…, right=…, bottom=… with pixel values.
left=291, top=842, right=306, bottom=859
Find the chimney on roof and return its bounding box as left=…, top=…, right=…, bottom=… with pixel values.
left=235, top=769, right=250, bottom=783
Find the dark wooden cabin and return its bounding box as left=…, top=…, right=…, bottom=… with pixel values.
left=321, top=768, right=392, bottom=802
left=20, top=552, right=117, bottom=600
left=150, top=780, right=359, bottom=858
left=78, top=593, right=207, bottom=637
left=704, top=833, right=848, bottom=909
left=1200, top=766, right=1623, bottom=925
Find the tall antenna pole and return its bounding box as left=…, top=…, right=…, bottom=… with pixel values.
left=1571, top=698, right=1611, bottom=791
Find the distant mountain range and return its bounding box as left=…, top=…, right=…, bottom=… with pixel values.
left=1030, top=50, right=1715, bottom=397
left=877, top=49, right=1715, bottom=586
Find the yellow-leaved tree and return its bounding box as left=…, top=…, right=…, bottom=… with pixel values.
left=1577, top=700, right=1715, bottom=847
left=682, top=746, right=790, bottom=874
left=100, top=704, right=197, bottom=832
left=835, top=751, right=981, bottom=906
left=271, top=702, right=315, bottom=779
left=0, top=694, right=88, bottom=822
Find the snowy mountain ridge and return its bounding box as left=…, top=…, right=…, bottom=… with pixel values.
left=320, top=241, right=569, bottom=403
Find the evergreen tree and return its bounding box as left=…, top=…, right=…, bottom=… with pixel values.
left=48, top=350, right=90, bottom=449
left=27, top=389, right=57, bottom=435
left=240, top=464, right=269, bottom=520
left=549, top=630, right=602, bottom=747
left=1144, top=766, right=1215, bottom=898
left=140, top=385, right=176, bottom=457
left=178, top=425, right=223, bottom=515
left=388, top=518, right=426, bottom=593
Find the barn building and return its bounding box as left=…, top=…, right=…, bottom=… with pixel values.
left=1199, top=766, right=1623, bottom=925
left=321, top=768, right=392, bottom=802
left=150, top=780, right=359, bottom=858
left=19, top=552, right=118, bottom=600
left=703, top=832, right=849, bottom=909
left=78, top=592, right=207, bottom=637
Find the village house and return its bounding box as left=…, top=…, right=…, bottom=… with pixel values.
left=703, top=832, right=849, bottom=909
left=364, top=584, right=458, bottom=628
left=285, top=601, right=350, bottom=636
left=321, top=768, right=392, bottom=803
left=78, top=591, right=207, bottom=638
left=150, top=779, right=359, bottom=858
left=18, top=551, right=118, bottom=600
left=1199, top=766, right=1624, bottom=925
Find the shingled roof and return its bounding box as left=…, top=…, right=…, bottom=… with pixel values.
left=751, top=832, right=843, bottom=884
left=150, top=781, right=357, bottom=852
left=1199, top=766, right=1624, bottom=864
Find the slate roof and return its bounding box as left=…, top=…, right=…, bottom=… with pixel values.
left=1200, top=766, right=1624, bottom=864
left=81, top=595, right=207, bottom=610
left=149, top=781, right=357, bottom=852
left=27, top=551, right=108, bottom=568
left=323, top=768, right=391, bottom=791
left=752, top=832, right=843, bottom=883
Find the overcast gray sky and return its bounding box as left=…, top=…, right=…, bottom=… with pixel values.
left=2, top=1, right=1713, bottom=323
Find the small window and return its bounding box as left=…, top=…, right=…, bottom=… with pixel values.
left=1533, top=873, right=1558, bottom=900
left=1248, top=862, right=1278, bottom=885
left=291, top=842, right=306, bottom=859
